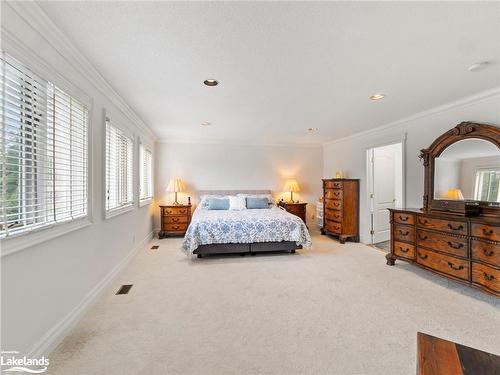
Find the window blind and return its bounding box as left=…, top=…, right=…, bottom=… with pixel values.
left=105, top=120, right=134, bottom=212
left=0, top=53, right=89, bottom=238
left=139, top=143, right=153, bottom=202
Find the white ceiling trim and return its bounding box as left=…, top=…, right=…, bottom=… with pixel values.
left=324, top=86, right=500, bottom=146
left=5, top=1, right=157, bottom=141
left=156, top=138, right=322, bottom=148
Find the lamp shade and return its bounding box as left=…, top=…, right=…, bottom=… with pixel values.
left=445, top=188, right=464, bottom=200
left=166, top=178, right=185, bottom=193
left=283, top=179, right=300, bottom=193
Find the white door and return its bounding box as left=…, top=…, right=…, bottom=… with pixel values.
left=371, top=146, right=397, bottom=243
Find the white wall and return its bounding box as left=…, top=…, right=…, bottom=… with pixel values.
left=1, top=3, right=156, bottom=357
left=155, top=142, right=323, bottom=227
left=323, top=90, right=500, bottom=243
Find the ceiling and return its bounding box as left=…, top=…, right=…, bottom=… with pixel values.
left=38, top=1, right=500, bottom=144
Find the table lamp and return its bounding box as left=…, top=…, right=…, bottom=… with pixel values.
left=166, top=178, right=185, bottom=205
left=283, top=179, right=300, bottom=203
left=445, top=188, right=464, bottom=200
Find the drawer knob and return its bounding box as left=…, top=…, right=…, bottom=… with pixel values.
left=482, top=228, right=494, bottom=236
left=417, top=252, right=428, bottom=260
left=447, top=262, right=464, bottom=271
left=447, top=223, right=464, bottom=231
left=172, top=218, right=179, bottom=222
left=399, top=216, right=409, bottom=222
left=418, top=234, right=428, bottom=241
left=447, top=241, right=464, bottom=250
left=483, top=249, right=494, bottom=257
left=399, top=246, right=409, bottom=253
left=399, top=230, right=410, bottom=236
left=483, top=272, right=495, bottom=281
left=418, top=219, right=428, bottom=225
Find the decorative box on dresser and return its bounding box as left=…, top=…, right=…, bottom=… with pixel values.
left=321, top=179, right=359, bottom=244
left=159, top=204, right=192, bottom=239
left=386, top=122, right=500, bottom=297
left=283, top=202, right=307, bottom=223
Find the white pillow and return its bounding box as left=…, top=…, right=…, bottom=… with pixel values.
left=229, top=196, right=246, bottom=210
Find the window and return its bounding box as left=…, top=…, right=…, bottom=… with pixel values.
left=139, top=143, right=153, bottom=205
left=105, top=120, right=134, bottom=215
left=474, top=168, right=500, bottom=202
left=1, top=53, right=89, bottom=238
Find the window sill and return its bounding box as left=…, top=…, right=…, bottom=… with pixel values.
left=104, top=204, right=134, bottom=220
left=139, top=198, right=153, bottom=207
left=1, top=217, right=92, bottom=257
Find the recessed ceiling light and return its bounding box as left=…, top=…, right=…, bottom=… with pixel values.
left=201, top=121, right=211, bottom=127
left=370, top=93, right=385, bottom=100
left=468, top=62, right=489, bottom=72
left=203, top=79, right=219, bottom=86
left=307, top=127, right=318, bottom=132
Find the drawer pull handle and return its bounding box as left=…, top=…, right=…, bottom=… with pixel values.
left=447, top=241, right=464, bottom=249
left=447, top=223, right=464, bottom=231
left=419, top=219, right=428, bottom=225
left=399, top=216, right=409, bottom=222
left=399, top=230, right=410, bottom=236
left=447, top=262, right=464, bottom=271
left=418, top=234, right=428, bottom=241
left=483, top=273, right=495, bottom=281
left=483, top=249, right=494, bottom=256
left=417, top=252, right=428, bottom=260
left=482, top=228, right=494, bottom=236
left=172, top=218, right=179, bottom=222
left=399, top=247, right=409, bottom=253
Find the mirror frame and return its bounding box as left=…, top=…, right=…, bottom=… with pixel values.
left=420, top=121, right=500, bottom=216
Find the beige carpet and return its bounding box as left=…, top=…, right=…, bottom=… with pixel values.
left=46, top=230, right=499, bottom=375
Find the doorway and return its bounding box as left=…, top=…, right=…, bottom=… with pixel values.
left=367, top=142, right=404, bottom=245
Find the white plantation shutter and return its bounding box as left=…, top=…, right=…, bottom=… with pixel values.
left=0, top=53, right=89, bottom=238
left=105, top=120, right=134, bottom=212
left=139, top=143, right=153, bottom=202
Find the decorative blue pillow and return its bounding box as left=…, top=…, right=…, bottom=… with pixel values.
left=207, top=198, right=230, bottom=210
left=246, top=197, right=270, bottom=209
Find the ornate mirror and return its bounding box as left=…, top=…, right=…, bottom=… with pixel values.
left=421, top=122, right=500, bottom=216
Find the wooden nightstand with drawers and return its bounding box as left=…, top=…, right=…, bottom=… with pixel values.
left=159, top=204, right=191, bottom=238
left=283, top=202, right=307, bottom=223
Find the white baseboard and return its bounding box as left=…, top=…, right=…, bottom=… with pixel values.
left=27, top=231, right=154, bottom=358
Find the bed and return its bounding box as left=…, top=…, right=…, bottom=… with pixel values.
left=182, top=190, right=312, bottom=257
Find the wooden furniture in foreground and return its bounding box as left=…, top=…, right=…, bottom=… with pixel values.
left=159, top=204, right=191, bottom=238
left=417, top=332, right=500, bottom=375
left=321, top=179, right=359, bottom=243
left=283, top=202, right=307, bottom=223
left=386, top=122, right=500, bottom=296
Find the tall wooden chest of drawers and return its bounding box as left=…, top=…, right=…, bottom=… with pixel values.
left=159, top=204, right=192, bottom=238
left=321, top=179, right=360, bottom=243
left=387, top=209, right=500, bottom=296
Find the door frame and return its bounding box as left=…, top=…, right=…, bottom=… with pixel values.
left=365, top=135, right=407, bottom=244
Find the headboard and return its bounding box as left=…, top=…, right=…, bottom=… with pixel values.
left=197, top=189, right=272, bottom=197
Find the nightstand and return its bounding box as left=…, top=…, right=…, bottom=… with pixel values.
left=159, top=204, right=191, bottom=238
left=283, top=202, right=307, bottom=223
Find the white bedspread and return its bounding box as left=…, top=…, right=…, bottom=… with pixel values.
left=182, top=206, right=312, bottom=254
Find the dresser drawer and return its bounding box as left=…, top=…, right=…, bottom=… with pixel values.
left=471, top=240, right=500, bottom=267
left=416, top=248, right=469, bottom=280
left=325, top=199, right=342, bottom=210
left=471, top=223, right=500, bottom=242
left=393, top=212, right=415, bottom=225
left=393, top=224, right=415, bottom=242
left=325, top=208, right=342, bottom=222
left=325, top=189, right=343, bottom=200
left=416, top=229, right=468, bottom=258
left=416, top=216, right=467, bottom=236
left=165, top=216, right=188, bottom=224
left=285, top=205, right=303, bottom=214
left=163, top=223, right=188, bottom=232
left=472, top=262, right=500, bottom=294
left=163, top=206, right=190, bottom=216
left=325, top=181, right=343, bottom=189
left=394, top=241, right=415, bottom=260
left=325, top=220, right=341, bottom=234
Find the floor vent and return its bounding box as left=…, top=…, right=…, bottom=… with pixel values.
left=151, top=245, right=159, bottom=250
left=116, top=284, right=133, bottom=295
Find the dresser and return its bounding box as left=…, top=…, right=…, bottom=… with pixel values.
left=283, top=202, right=307, bottom=223
left=387, top=209, right=500, bottom=296
left=321, top=179, right=359, bottom=243
left=159, top=204, right=192, bottom=238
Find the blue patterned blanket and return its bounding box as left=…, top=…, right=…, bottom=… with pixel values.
left=182, top=206, right=312, bottom=254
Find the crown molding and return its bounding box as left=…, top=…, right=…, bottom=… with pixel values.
left=4, top=1, right=157, bottom=141
left=156, top=138, right=322, bottom=148
left=324, top=86, right=500, bottom=146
